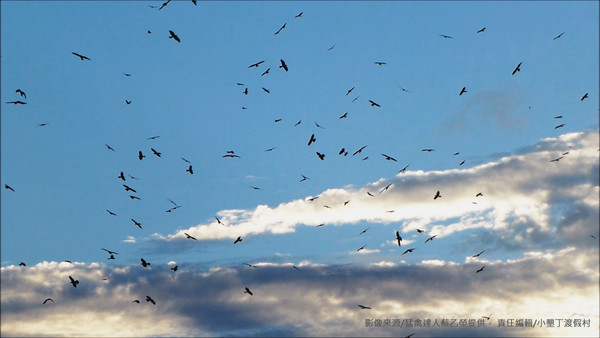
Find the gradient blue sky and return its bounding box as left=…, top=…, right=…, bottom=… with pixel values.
left=1, top=1, right=599, bottom=337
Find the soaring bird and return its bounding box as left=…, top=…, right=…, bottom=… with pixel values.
left=129, top=195, right=141, bottom=200
left=159, top=0, right=171, bottom=10
left=339, top=148, right=346, bottom=155
left=374, top=61, right=387, bottom=65
left=477, top=27, right=486, bottom=33
left=292, top=265, right=300, bottom=270
left=123, top=184, right=136, bottom=193
left=123, top=73, right=132, bottom=77
left=314, top=121, right=325, bottom=129
left=346, top=87, right=354, bottom=96
left=243, top=263, right=257, bottom=268
left=356, top=245, right=366, bottom=252
left=4, top=184, right=15, bottom=192
left=131, top=219, right=142, bottom=229
left=222, top=154, right=240, bottom=158
left=316, top=152, right=325, bottom=160
left=274, top=23, right=287, bottom=35
left=248, top=60, right=265, bottom=68
left=102, top=248, right=118, bottom=255
left=295, top=12, right=303, bottom=18
left=38, top=123, right=49, bottom=127
left=353, top=145, right=367, bottom=156
left=472, top=250, right=485, bottom=258
left=549, top=156, right=564, bottom=162
left=151, top=148, right=161, bottom=157
left=327, top=44, right=336, bottom=51
left=265, top=147, right=277, bottom=152
left=396, top=231, right=402, bottom=247
left=138, top=151, right=145, bottom=160
left=339, top=112, right=348, bottom=119
left=72, top=52, right=91, bottom=61
left=416, top=229, right=424, bottom=233
left=6, top=100, right=26, bottom=105
left=398, top=164, right=410, bottom=174
left=15, top=89, right=26, bottom=98
left=146, top=295, right=156, bottom=305
left=434, top=191, right=441, bottom=199
left=261, top=68, right=270, bottom=76
left=19, top=262, right=26, bottom=266
left=168, top=30, right=180, bottom=42
left=262, top=87, right=270, bottom=94
left=512, top=62, right=522, bottom=76
left=43, top=298, right=54, bottom=304
left=244, top=287, right=253, bottom=295
left=368, top=100, right=380, bottom=107
left=186, top=165, right=193, bottom=174
left=425, top=235, right=437, bottom=243
left=125, top=100, right=132, bottom=105
left=171, top=265, right=178, bottom=271
left=234, top=236, right=242, bottom=244
left=181, top=157, right=191, bottom=164
left=482, top=314, right=492, bottom=321
left=107, top=254, right=116, bottom=260
left=581, top=93, right=588, bottom=101
left=250, top=186, right=260, bottom=190
left=69, top=276, right=79, bottom=288
left=459, top=160, right=465, bottom=166
left=352, top=95, right=360, bottom=103
left=184, top=233, right=196, bottom=240
left=300, top=175, right=309, bottom=182
left=105, top=144, right=115, bottom=151
left=294, top=120, right=302, bottom=126
left=476, top=266, right=485, bottom=273
left=106, top=209, right=116, bottom=216
left=380, top=182, right=393, bottom=193
left=459, top=87, right=467, bottom=95
left=118, top=171, right=126, bottom=181
left=402, top=248, right=415, bottom=255
left=279, top=59, right=288, bottom=72
left=554, top=124, right=565, bottom=129
left=367, top=191, right=374, bottom=197
left=359, top=227, right=370, bottom=235
left=553, top=32, right=564, bottom=40
left=358, top=304, right=372, bottom=309
left=215, top=216, right=225, bottom=226
left=422, top=148, right=435, bottom=152
left=141, top=258, right=151, bottom=267
left=439, top=34, right=453, bottom=39
left=381, top=154, right=397, bottom=161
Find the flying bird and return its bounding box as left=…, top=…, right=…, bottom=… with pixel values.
left=244, top=287, right=253, bottom=295
left=359, top=227, right=370, bottom=235
left=250, top=186, right=260, bottom=190
left=159, top=0, right=171, bottom=10
left=118, top=171, right=125, bottom=181
left=308, top=196, right=319, bottom=201
left=185, top=233, right=196, bottom=240
left=132, top=299, right=140, bottom=303
left=131, top=219, right=142, bottom=229
left=512, top=62, right=522, bottom=76
left=262, top=87, right=270, bottom=94
left=398, top=164, right=410, bottom=173
left=339, top=148, right=346, bottom=155
left=186, top=165, right=193, bottom=174
left=6, top=100, right=26, bottom=105
left=357, top=245, right=366, bottom=252
left=38, top=123, right=49, bottom=126
left=125, top=100, right=131, bottom=105
left=123, top=184, right=136, bottom=193
left=279, top=59, right=288, bottom=71
left=15, top=89, right=26, bottom=98
left=274, top=23, right=287, bottom=35
left=367, top=191, right=374, bottom=197
left=327, top=44, right=336, bottom=51
left=243, top=263, right=257, bottom=268
left=380, top=182, right=393, bottom=193
left=373, top=61, right=387, bottom=65
left=138, top=151, right=145, bottom=160
left=147, top=135, right=160, bottom=140
left=425, top=235, right=437, bottom=243
left=434, top=191, right=441, bottom=199
left=381, top=154, right=397, bottom=161
left=102, top=248, right=118, bottom=255
left=105, top=144, right=115, bottom=151
left=368, top=100, right=380, bottom=107
left=422, top=148, right=435, bottom=152
left=553, top=32, right=564, bottom=40
left=477, top=27, right=486, bottom=33
left=72, top=52, right=91, bottom=61
left=123, top=73, right=131, bottom=77
left=549, top=156, right=564, bottom=162
left=316, top=152, right=325, bottom=160
left=171, top=265, right=178, bottom=271
left=107, top=254, right=116, bottom=260
left=248, top=60, right=265, bottom=68
left=294, top=120, right=302, bottom=126
left=261, top=68, right=270, bottom=76
left=459, top=87, right=467, bottom=95
left=4, top=184, right=15, bottom=192
left=482, top=314, right=492, bottom=320
left=168, top=30, right=180, bottom=42
left=295, top=12, right=303, bottom=18
left=476, top=266, right=485, bottom=273
left=43, top=298, right=54, bottom=304
left=439, top=34, right=453, bottom=38
left=396, top=231, right=402, bottom=247
left=215, top=216, right=225, bottom=225
left=181, top=157, right=191, bottom=163
left=151, top=148, right=161, bottom=157
left=554, top=115, right=562, bottom=119
left=314, top=121, right=324, bottom=129
left=402, top=248, right=415, bottom=255
left=472, top=250, right=485, bottom=258
left=19, top=262, right=26, bottom=266
left=292, top=265, right=300, bottom=270
left=300, top=175, right=309, bottom=182
left=352, top=95, right=360, bottom=103
left=106, top=209, right=116, bottom=216
left=146, top=295, right=156, bottom=305
left=346, top=87, right=354, bottom=96
left=476, top=192, right=483, bottom=197
left=459, top=160, right=465, bottom=166
left=68, top=276, right=79, bottom=288
left=358, top=304, right=372, bottom=309
left=140, top=258, right=150, bottom=267
left=581, top=93, right=588, bottom=101
left=353, top=145, right=366, bottom=156
left=234, top=236, right=242, bottom=244
left=339, top=112, right=348, bottom=119
left=416, top=229, right=424, bottom=233
left=222, top=154, right=240, bottom=158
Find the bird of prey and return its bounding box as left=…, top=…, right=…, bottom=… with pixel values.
left=368, top=100, right=380, bottom=107
left=591, top=235, right=597, bottom=240
left=6, top=100, right=26, bottom=105
left=357, top=245, right=366, bottom=252
left=243, top=263, right=257, bottom=268
left=344, top=200, right=350, bottom=206
left=308, top=196, right=319, bottom=201
left=248, top=60, right=265, bottom=68
left=398, top=164, right=410, bottom=174
left=327, top=44, right=336, bottom=51
left=367, top=191, right=374, bottom=197
left=381, top=154, right=397, bottom=162
left=69, top=276, right=79, bottom=288
left=102, top=248, right=118, bottom=255
left=141, top=258, right=151, bottom=267
left=192, top=0, right=197, bottom=5
left=396, top=231, right=402, bottom=247
left=43, top=298, right=54, bottom=304
left=128, top=174, right=139, bottom=180
left=362, top=156, right=369, bottom=160
left=19, top=262, right=26, bottom=266
left=353, top=145, right=367, bottom=156
left=314, top=121, right=325, bottom=129
left=250, top=186, right=260, bottom=190
left=554, top=115, right=562, bottom=119
left=159, top=0, right=171, bottom=10
left=125, top=100, right=131, bottom=105
left=553, top=32, right=564, bottom=40
left=422, top=148, right=435, bottom=152
left=215, top=216, right=225, bottom=226
left=105, top=144, right=115, bottom=151
left=131, top=219, right=142, bottom=229
left=416, top=229, right=424, bottom=233
left=308, top=135, right=316, bottom=149
left=316, top=152, right=325, bottom=160
left=243, top=87, right=248, bottom=95
left=106, top=209, right=116, bottom=216
left=477, top=27, right=486, bottom=33
left=151, top=148, right=161, bottom=157
left=15, top=89, right=26, bottom=98
left=184, top=233, right=196, bottom=240
left=402, top=248, right=415, bottom=255
left=374, top=61, right=387, bottom=65
left=234, top=236, right=242, bottom=244
left=549, top=156, right=564, bottom=162
left=459, top=160, right=465, bottom=166
left=132, top=299, right=141, bottom=303
left=439, top=34, right=453, bottom=38
left=279, top=59, right=288, bottom=71
left=171, top=265, right=178, bottom=271
left=434, top=191, right=441, bottom=199
left=38, top=123, right=49, bottom=126
left=358, top=304, right=372, bottom=309
left=4, top=184, right=15, bottom=192
left=123, top=73, right=132, bottom=77
left=222, top=154, right=240, bottom=158
left=316, top=223, right=324, bottom=227
left=123, top=184, right=136, bottom=193
left=459, top=87, right=467, bottom=95
left=581, top=93, right=588, bottom=101
left=168, top=30, right=180, bottom=42
left=476, top=192, right=483, bottom=197
left=118, top=171, right=126, bottom=181
left=274, top=23, right=287, bottom=35
left=265, top=147, right=277, bottom=152
left=425, top=235, right=437, bottom=243
left=294, top=120, right=302, bottom=126
left=399, top=86, right=410, bottom=93
left=72, top=52, right=91, bottom=61
left=147, top=135, right=160, bottom=140
left=300, top=175, right=309, bottom=182
left=482, top=314, right=492, bottom=320
left=352, top=95, right=360, bottom=103
left=244, top=287, right=253, bottom=295
left=181, top=157, right=191, bottom=164
left=472, top=250, right=485, bottom=257
left=262, top=87, right=270, bottom=94
left=183, top=165, right=193, bottom=175
left=476, top=266, right=485, bottom=273
left=338, top=148, right=346, bottom=155
left=295, top=12, right=303, bottom=18
left=146, top=295, right=156, bottom=305
left=512, top=62, right=522, bottom=76
left=261, top=68, right=270, bottom=76
left=454, top=152, right=460, bottom=155
left=138, top=151, right=145, bottom=160
left=292, top=265, right=300, bottom=270
left=554, top=124, right=565, bottom=129
left=359, top=227, right=370, bottom=235
left=380, top=182, right=393, bottom=193
left=346, top=87, right=354, bottom=96
left=339, top=112, right=348, bottom=119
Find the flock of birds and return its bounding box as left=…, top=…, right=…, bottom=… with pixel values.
left=3, top=3, right=596, bottom=336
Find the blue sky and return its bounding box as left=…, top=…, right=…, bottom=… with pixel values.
left=1, top=1, right=599, bottom=337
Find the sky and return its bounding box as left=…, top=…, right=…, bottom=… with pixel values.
left=1, top=1, right=599, bottom=337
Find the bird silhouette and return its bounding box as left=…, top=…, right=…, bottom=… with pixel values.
left=106, top=209, right=116, bottom=216
left=168, top=30, right=180, bottom=42
left=346, top=87, right=354, bottom=96
left=472, top=250, right=485, bottom=257
left=554, top=124, right=565, bottom=129
left=265, top=147, right=277, bottom=152
left=476, top=266, right=485, bottom=273
left=19, top=262, right=26, bottom=266
left=476, top=192, right=483, bottom=197
left=294, top=120, right=302, bottom=126
left=434, top=191, right=441, bottom=199
left=396, top=231, right=402, bottom=247
left=374, top=61, right=387, bottom=65
left=353, top=145, right=366, bottom=156
left=416, top=229, right=424, bottom=233
left=422, top=148, right=435, bottom=152
left=248, top=60, right=265, bottom=68
left=43, top=298, right=54, bottom=304
left=274, top=23, right=287, bottom=35
left=262, top=87, right=270, bottom=94
left=581, top=93, right=588, bottom=101
left=482, top=314, right=492, bottom=320
left=398, top=164, right=410, bottom=174
left=123, top=73, right=132, bottom=77
left=215, top=216, right=225, bottom=226
left=243, top=263, right=257, bottom=268
left=184, top=233, right=196, bottom=240
left=181, top=157, right=191, bottom=163
left=6, top=100, right=26, bottom=105
left=69, top=276, right=79, bottom=288
left=439, top=34, right=453, bottom=38
left=402, top=248, right=415, bottom=255
left=425, top=235, right=437, bottom=243
left=129, top=195, right=141, bottom=200
left=146, top=295, right=156, bottom=305
left=549, top=156, right=564, bottom=162
left=358, top=304, right=372, bottom=309
left=138, top=151, right=145, bottom=160
left=339, top=112, right=348, bottom=119
left=292, top=265, right=300, bottom=270
left=554, top=115, right=562, bottom=119
left=367, top=191, right=374, bottom=197
left=222, top=154, right=240, bottom=158
left=102, top=248, right=118, bottom=255
left=357, top=245, right=365, bottom=252
left=151, top=148, right=161, bottom=157
left=553, top=32, right=564, bottom=40
left=477, top=27, right=486, bottom=33
left=159, top=0, right=171, bottom=10
left=72, top=52, right=91, bottom=61
left=123, top=184, right=136, bottom=193
left=368, top=100, right=380, bottom=107
left=512, top=62, right=522, bottom=76
left=381, top=154, right=397, bottom=161
left=15, top=89, right=26, bottom=98
left=316, top=152, right=325, bottom=160
left=459, top=160, right=465, bottom=166
left=380, top=182, right=393, bottom=193
left=171, top=265, right=178, bottom=271
left=141, top=258, right=150, bottom=267
left=125, top=100, right=131, bottom=105
left=244, top=287, right=253, bottom=295
left=131, top=219, right=142, bottom=229
left=327, top=44, right=336, bottom=51
left=300, top=175, right=309, bottom=182
left=132, top=299, right=140, bottom=303
left=279, top=59, right=288, bottom=71
left=261, top=68, right=270, bottom=76
left=4, top=184, right=15, bottom=192
left=186, top=165, right=193, bottom=174
left=38, top=123, right=49, bottom=126
left=459, top=87, right=467, bottom=95
left=234, top=236, right=242, bottom=244
left=295, top=12, right=303, bottom=18
left=118, top=171, right=126, bottom=181
left=105, top=144, right=115, bottom=151
left=359, top=227, right=370, bottom=235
